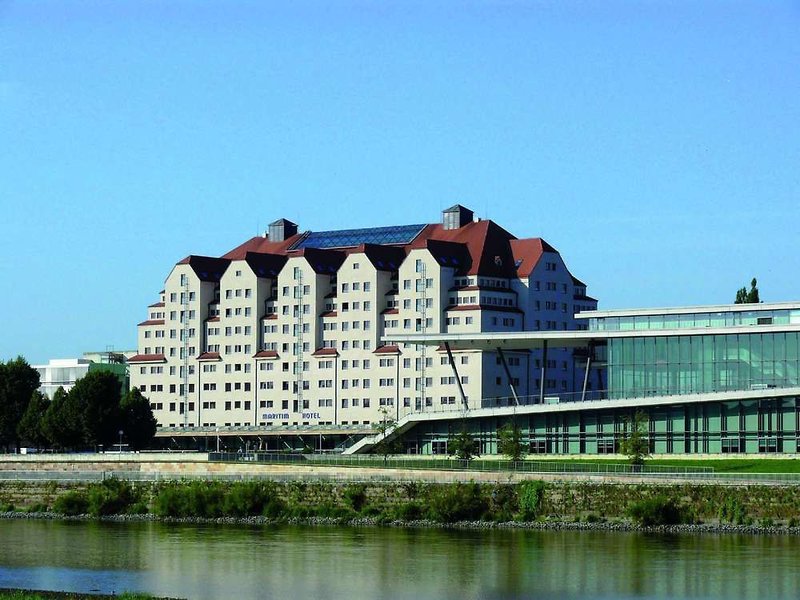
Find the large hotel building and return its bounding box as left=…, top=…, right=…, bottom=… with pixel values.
left=130, top=205, right=598, bottom=437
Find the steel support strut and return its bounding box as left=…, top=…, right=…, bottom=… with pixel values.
left=444, top=342, right=470, bottom=410
left=496, top=347, right=519, bottom=406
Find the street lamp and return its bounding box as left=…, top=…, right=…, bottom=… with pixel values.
left=216, top=427, right=220, bottom=453
left=118, top=430, right=124, bottom=453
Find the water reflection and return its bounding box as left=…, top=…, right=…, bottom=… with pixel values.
left=0, top=521, right=798, bottom=599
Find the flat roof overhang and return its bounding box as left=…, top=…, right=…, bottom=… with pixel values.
left=384, top=323, right=800, bottom=351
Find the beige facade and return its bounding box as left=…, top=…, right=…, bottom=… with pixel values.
left=130, top=206, right=597, bottom=431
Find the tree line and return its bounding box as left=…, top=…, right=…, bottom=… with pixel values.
left=0, top=357, right=157, bottom=452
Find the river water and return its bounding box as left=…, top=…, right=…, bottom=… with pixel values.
left=0, top=520, right=798, bottom=599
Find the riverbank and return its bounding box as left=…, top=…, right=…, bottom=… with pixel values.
left=0, top=590, right=171, bottom=600
left=2, top=478, right=800, bottom=532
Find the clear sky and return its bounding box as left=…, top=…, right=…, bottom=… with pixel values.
left=1, top=1, right=798, bottom=364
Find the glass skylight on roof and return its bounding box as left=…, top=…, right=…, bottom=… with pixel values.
left=290, top=224, right=427, bottom=250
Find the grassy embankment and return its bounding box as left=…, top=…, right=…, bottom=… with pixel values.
left=3, top=477, right=800, bottom=528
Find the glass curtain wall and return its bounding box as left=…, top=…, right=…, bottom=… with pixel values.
left=608, top=332, right=800, bottom=399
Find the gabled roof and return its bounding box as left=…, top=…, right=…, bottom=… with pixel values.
left=357, top=243, right=407, bottom=271
left=197, top=352, right=221, bottom=361
left=289, top=247, right=345, bottom=274
left=176, top=255, right=231, bottom=282
left=148, top=302, right=165, bottom=308
left=254, top=350, right=279, bottom=359
left=509, top=238, right=558, bottom=278
left=244, top=252, right=287, bottom=278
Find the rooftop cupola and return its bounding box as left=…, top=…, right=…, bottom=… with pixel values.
left=442, top=204, right=474, bottom=230
left=267, top=218, right=298, bottom=241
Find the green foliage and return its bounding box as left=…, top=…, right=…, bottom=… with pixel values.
left=153, top=481, right=287, bottom=519
left=517, top=480, right=546, bottom=521
left=41, top=387, right=82, bottom=450
left=342, top=484, right=369, bottom=512
left=0, top=357, right=41, bottom=449
left=735, top=278, right=760, bottom=304
left=448, top=428, right=480, bottom=462
left=120, top=388, right=157, bottom=450
left=53, top=491, right=89, bottom=516
left=719, top=497, right=748, bottom=525
left=627, top=496, right=685, bottom=526
left=86, top=478, right=139, bottom=516
left=487, top=483, right=518, bottom=522
left=620, top=410, right=650, bottom=467
left=497, top=422, right=526, bottom=462
left=68, top=371, right=123, bottom=447
left=426, top=482, right=488, bottom=523
left=222, top=481, right=284, bottom=517
left=16, top=390, right=50, bottom=449
left=391, top=501, right=424, bottom=521
left=371, top=407, right=402, bottom=462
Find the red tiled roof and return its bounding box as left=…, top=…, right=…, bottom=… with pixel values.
left=128, top=353, right=166, bottom=363
left=320, top=310, right=338, bottom=318
left=263, top=313, right=278, bottom=320
left=197, top=352, right=221, bottom=361
left=148, top=302, right=165, bottom=308
left=381, top=308, right=399, bottom=315
left=206, top=316, right=220, bottom=322
left=222, top=235, right=302, bottom=260
left=446, top=304, right=523, bottom=314
left=373, top=345, right=401, bottom=354
left=357, top=243, right=406, bottom=271
left=253, top=350, right=279, bottom=359
left=509, top=238, right=558, bottom=277
left=137, top=319, right=164, bottom=326
left=244, top=251, right=288, bottom=278
left=312, top=347, right=339, bottom=357
left=449, top=284, right=517, bottom=293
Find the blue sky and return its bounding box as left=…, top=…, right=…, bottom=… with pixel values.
left=1, top=1, right=798, bottom=364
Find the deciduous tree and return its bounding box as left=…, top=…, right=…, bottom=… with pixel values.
left=17, top=390, right=50, bottom=449
left=0, top=357, right=41, bottom=450
left=120, top=388, right=157, bottom=450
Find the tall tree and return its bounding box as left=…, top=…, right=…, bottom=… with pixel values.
left=0, top=357, right=41, bottom=450
left=17, top=390, right=50, bottom=449
left=42, top=386, right=83, bottom=450
left=449, top=428, right=480, bottom=462
left=497, top=421, right=526, bottom=462
left=620, top=410, right=651, bottom=468
left=120, top=388, right=157, bottom=450
left=371, top=407, right=402, bottom=463
left=734, top=278, right=760, bottom=304
left=67, top=370, right=123, bottom=448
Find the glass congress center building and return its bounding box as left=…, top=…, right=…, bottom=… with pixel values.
left=377, top=302, right=800, bottom=456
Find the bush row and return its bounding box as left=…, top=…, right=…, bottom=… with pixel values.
left=12, top=479, right=799, bottom=527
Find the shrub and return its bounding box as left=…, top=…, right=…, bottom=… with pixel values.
left=789, top=517, right=799, bottom=528
left=392, top=501, right=424, bottom=521
left=627, top=496, right=684, bottom=526
left=222, top=481, right=281, bottom=517
left=719, top=497, right=748, bottom=525
left=153, top=482, right=225, bottom=518
left=517, top=481, right=546, bottom=521
left=426, top=482, right=488, bottom=523
left=54, top=491, right=89, bottom=516
left=27, top=502, right=49, bottom=513
left=87, top=478, right=137, bottom=516
left=488, top=484, right=518, bottom=522
left=343, top=484, right=368, bottom=513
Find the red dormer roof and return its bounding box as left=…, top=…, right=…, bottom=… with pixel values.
left=320, top=310, right=338, bottom=318
left=381, top=308, right=399, bottom=315
left=253, top=350, right=279, bottom=359
left=197, top=352, right=221, bottom=361
left=148, top=302, right=165, bottom=308
left=137, top=319, right=165, bottom=327
left=373, top=345, right=401, bottom=354
left=312, top=347, right=339, bottom=357
left=263, top=313, right=278, bottom=320
left=128, top=353, right=166, bottom=363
